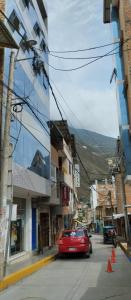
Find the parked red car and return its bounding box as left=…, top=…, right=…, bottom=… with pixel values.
left=58, top=229, right=92, bottom=257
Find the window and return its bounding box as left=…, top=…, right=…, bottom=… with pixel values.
left=40, top=39, right=46, bottom=52
left=62, top=230, right=84, bottom=237
left=51, top=164, right=56, bottom=182
left=36, top=0, right=47, bottom=28
left=21, top=0, right=34, bottom=9
left=8, top=10, right=20, bottom=32
left=69, top=161, right=72, bottom=175
left=33, top=22, right=41, bottom=37
left=19, top=33, right=28, bottom=52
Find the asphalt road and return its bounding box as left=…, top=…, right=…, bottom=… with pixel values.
left=0, top=234, right=131, bottom=300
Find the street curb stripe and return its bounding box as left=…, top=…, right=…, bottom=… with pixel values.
left=119, top=242, right=131, bottom=262
left=0, top=254, right=56, bottom=291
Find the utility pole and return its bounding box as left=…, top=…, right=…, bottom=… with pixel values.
left=107, top=190, right=114, bottom=226
left=0, top=51, right=15, bottom=279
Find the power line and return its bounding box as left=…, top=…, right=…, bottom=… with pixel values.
left=48, top=45, right=121, bottom=72
left=51, top=82, right=111, bottom=177
left=48, top=40, right=121, bottom=54
left=0, top=79, right=50, bottom=136
left=45, top=75, right=110, bottom=197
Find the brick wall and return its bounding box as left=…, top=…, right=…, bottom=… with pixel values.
left=115, top=173, right=131, bottom=213
left=119, top=0, right=131, bottom=127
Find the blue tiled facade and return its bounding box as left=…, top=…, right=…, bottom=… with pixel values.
left=111, top=7, right=131, bottom=177
left=4, top=0, right=50, bottom=180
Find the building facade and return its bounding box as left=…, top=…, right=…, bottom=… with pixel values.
left=103, top=0, right=131, bottom=237
left=49, top=120, right=79, bottom=241
left=0, top=0, right=50, bottom=261
left=95, top=180, right=116, bottom=233
left=104, top=0, right=131, bottom=180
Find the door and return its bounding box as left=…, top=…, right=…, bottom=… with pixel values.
left=32, top=208, right=37, bottom=250
left=40, top=213, right=49, bottom=248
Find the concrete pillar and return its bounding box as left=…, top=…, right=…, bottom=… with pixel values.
left=25, top=194, right=32, bottom=252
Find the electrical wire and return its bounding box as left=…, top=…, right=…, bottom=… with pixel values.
left=44, top=72, right=111, bottom=197
left=50, top=84, right=111, bottom=177
left=47, top=45, right=121, bottom=72
left=48, top=40, right=121, bottom=54
left=50, top=78, right=116, bottom=159
left=48, top=46, right=131, bottom=61
left=0, top=79, right=50, bottom=136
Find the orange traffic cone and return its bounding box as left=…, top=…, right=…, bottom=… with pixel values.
left=112, top=248, right=116, bottom=258
left=106, top=258, right=113, bottom=273
left=111, top=248, right=116, bottom=263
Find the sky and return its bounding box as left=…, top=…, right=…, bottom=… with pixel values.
left=46, top=0, right=119, bottom=138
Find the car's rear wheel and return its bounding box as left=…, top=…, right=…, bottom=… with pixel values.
left=84, top=252, right=90, bottom=258
left=90, top=246, right=93, bottom=254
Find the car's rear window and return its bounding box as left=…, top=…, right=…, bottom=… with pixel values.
left=62, top=231, right=84, bottom=237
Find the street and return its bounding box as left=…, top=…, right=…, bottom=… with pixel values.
left=0, top=235, right=131, bottom=300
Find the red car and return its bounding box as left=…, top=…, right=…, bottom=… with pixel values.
left=58, top=229, right=92, bottom=257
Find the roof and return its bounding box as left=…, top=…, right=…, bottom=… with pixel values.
left=48, top=121, right=63, bottom=149
left=0, top=19, right=18, bottom=49
left=53, top=120, right=71, bottom=145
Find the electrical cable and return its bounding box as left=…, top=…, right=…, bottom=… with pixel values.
left=47, top=38, right=130, bottom=72
left=0, top=79, right=50, bottom=136
left=43, top=70, right=110, bottom=196
left=47, top=45, right=121, bottom=72
left=48, top=40, right=121, bottom=53
left=48, top=48, right=128, bottom=60
left=50, top=84, right=111, bottom=177
left=50, top=78, right=116, bottom=159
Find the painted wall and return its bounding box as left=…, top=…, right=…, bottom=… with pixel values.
left=111, top=7, right=131, bottom=176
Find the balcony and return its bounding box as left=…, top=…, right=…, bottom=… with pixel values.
left=50, top=182, right=60, bottom=205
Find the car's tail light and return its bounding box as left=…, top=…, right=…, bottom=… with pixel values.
left=58, top=239, right=63, bottom=245
left=80, top=238, right=86, bottom=244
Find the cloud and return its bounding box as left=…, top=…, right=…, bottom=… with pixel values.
left=46, top=0, right=119, bottom=137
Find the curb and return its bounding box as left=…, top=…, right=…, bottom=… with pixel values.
left=0, top=254, right=56, bottom=291
left=119, top=242, right=131, bottom=262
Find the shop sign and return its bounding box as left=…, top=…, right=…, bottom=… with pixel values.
left=11, top=204, right=17, bottom=221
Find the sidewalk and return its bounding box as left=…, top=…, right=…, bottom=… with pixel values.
left=119, top=242, right=131, bottom=261
left=0, top=246, right=58, bottom=291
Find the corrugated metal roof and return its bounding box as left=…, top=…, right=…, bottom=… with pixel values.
left=0, top=19, right=18, bottom=49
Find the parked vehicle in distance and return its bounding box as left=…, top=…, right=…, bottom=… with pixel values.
left=103, top=225, right=117, bottom=246
left=58, top=229, right=92, bottom=257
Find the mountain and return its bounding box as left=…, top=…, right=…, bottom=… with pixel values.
left=70, top=128, right=117, bottom=202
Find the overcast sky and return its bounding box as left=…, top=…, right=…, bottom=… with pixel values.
left=46, top=0, right=119, bottom=138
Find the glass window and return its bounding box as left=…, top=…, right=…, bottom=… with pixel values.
left=11, top=120, right=50, bottom=179
left=62, top=230, right=84, bottom=237
left=33, top=22, right=41, bottom=37
left=8, top=9, right=20, bottom=32
left=10, top=198, right=26, bottom=256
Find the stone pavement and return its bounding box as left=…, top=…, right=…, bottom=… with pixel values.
left=6, top=246, right=58, bottom=275
left=0, top=246, right=58, bottom=291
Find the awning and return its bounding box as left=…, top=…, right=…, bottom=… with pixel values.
left=0, top=19, right=18, bottom=49
left=113, top=213, right=131, bottom=220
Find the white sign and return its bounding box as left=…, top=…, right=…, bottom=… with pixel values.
left=11, top=204, right=17, bottom=221
left=74, top=164, right=80, bottom=187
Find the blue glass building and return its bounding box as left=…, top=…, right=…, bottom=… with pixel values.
left=1, top=0, right=51, bottom=258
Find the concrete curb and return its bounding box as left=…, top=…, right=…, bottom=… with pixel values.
left=0, top=254, right=56, bottom=291
left=119, top=242, right=131, bottom=262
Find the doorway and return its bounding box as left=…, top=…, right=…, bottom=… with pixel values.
left=40, top=213, right=49, bottom=249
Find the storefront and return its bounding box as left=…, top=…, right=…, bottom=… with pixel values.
left=10, top=198, right=26, bottom=256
